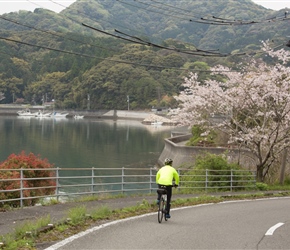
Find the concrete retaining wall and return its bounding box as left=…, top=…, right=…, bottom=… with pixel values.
left=158, top=133, right=257, bottom=169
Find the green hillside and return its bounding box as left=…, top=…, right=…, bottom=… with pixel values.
left=0, top=0, right=289, bottom=109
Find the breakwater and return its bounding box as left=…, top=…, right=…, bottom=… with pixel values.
left=0, top=106, right=152, bottom=120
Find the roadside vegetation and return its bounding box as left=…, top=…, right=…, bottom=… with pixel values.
left=0, top=152, right=56, bottom=208
left=180, top=153, right=255, bottom=192
left=1, top=150, right=290, bottom=250
left=1, top=189, right=290, bottom=250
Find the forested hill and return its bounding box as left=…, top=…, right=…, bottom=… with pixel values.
left=0, top=0, right=289, bottom=110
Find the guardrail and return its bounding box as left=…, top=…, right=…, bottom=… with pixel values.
left=0, top=167, right=256, bottom=208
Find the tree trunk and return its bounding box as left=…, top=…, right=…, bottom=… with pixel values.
left=256, top=166, right=264, bottom=182
left=280, top=148, right=287, bottom=185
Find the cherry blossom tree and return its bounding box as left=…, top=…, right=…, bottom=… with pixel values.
left=171, top=42, right=290, bottom=181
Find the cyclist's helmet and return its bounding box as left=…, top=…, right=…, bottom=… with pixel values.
left=164, top=158, right=173, bottom=166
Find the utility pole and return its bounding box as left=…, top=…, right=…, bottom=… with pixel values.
left=127, top=95, right=130, bottom=111
left=87, top=94, right=90, bottom=110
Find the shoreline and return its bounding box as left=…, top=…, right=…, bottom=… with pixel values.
left=0, top=106, right=176, bottom=125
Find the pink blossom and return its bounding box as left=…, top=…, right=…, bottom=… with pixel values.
left=171, top=42, right=290, bottom=181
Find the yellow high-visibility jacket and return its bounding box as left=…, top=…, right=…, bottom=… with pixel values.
left=156, top=165, right=179, bottom=186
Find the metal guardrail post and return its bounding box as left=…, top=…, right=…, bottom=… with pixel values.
left=20, top=168, right=23, bottom=208
left=177, top=169, right=181, bottom=191
left=230, top=169, right=233, bottom=191
left=56, top=168, right=59, bottom=202
left=122, top=167, right=124, bottom=194
left=150, top=168, right=153, bottom=193
left=205, top=169, right=208, bottom=191
left=91, top=168, right=95, bottom=194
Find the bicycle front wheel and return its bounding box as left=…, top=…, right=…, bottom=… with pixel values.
left=158, top=198, right=164, bottom=223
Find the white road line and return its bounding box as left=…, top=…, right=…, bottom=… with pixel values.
left=45, top=197, right=290, bottom=249
left=44, top=203, right=214, bottom=250
left=265, top=222, right=284, bottom=236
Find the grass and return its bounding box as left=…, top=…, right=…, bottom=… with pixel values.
left=1, top=188, right=290, bottom=250
left=67, top=205, right=87, bottom=225
left=268, top=184, right=290, bottom=190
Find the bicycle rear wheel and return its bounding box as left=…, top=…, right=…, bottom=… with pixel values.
left=164, top=197, right=168, bottom=221
left=158, top=198, right=164, bottom=223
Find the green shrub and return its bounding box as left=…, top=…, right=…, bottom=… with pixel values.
left=0, top=151, right=56, bottom=207
left=186, top=125, right=217, bottom=146
left=283, top=177, right=290, bottom=185
left=256, top=182, right=269, bottom=191
left=181, top=153, right=255, bottom=191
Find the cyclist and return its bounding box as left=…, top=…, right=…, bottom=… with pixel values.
left=156, top=158, right=179, bottom=219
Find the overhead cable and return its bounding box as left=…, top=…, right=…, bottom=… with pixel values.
left=114, top=29, right=228, bottom=56
left=83, top=23, right=232, bottom=57
left=0, top=36, right=193, bottom=71
left=0, top=15, right=118, bottom=52
left=132, top=0, right=290, bottom=25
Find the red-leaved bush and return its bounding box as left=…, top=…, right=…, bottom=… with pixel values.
left=0, top=151, right=56, bottom=207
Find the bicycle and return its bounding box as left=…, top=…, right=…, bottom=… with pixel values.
left=157, top=186, right=168, bottom=223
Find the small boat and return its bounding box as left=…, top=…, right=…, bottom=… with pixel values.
left=51, top=112, right=69, bottom=118
left=151, top=121, right=163, bottom=126
left=35, top=110, right=51, bottom=118
left=74, top=114, right=84, bottom=119
left=17, top=109, right=37, bottom=117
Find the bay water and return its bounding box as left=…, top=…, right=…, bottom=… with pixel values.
left=0, top=116, right=173, bottom=170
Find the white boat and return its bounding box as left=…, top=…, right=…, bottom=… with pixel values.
left=35, top=110, right=51, bottom=118
left=151, top=121, right=163, bottom=126
left=51, top=112, right=69, bottom=118
left=17, top=109, right=37, bottom=117
left=74, top=115, right=84, bottom=119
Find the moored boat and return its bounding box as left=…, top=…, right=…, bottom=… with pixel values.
left=17, top=109, right=37, bottom=117
left=35, top=110, right=51, bottom=118
left=51, top=112, right=69, bottom=118
left=151, top=121, right=163, bottom=126
left=74, top=114, right=84, bottom=119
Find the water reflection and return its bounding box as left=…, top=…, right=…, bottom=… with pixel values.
left=0, top=116, right=173, bottom=170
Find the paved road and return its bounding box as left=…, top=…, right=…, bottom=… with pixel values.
left=46, top=197, right=290, bottom=249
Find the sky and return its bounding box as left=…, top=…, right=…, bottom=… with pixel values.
left=0, top=0, right=290, bottom=15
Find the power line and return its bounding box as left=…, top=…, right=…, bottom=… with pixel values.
left=82, top=23, right=234, bottom=57
left=25, top=0, right=151, bottom=43
left=123, top=0, right=290, bottom=25
left=46, top=0, right=154, bottom=40
left=116, top=0, right=213, bottom=25
left=29, top=0, right=284, bottom=56
left=23, top=0, right=228, bottom=55
left=83, top=23, right=282, bottom=58
left=133, top=0, right=253, bottom=25
left=0, top=36, right=188, bottom=71
left=114, top=29, right=229, bottom=57
left=0, top=35, right=241, bottom=73
left=0, top=15, right=119, bottom=52
left=3, top=1, right=285, bottom=70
